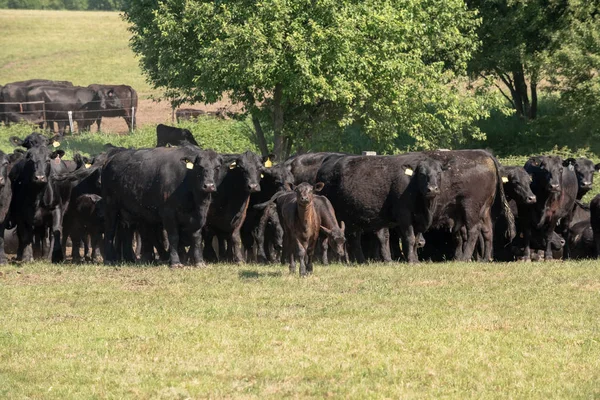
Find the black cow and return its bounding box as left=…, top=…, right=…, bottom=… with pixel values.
left=0, top=80, right=73, bottom=126
left=9, top=145, right=68, bottom=262
left=156, top=124, right=199, bottom=147
left=0, top=151, right=21, bottom=263
left=65, top=194, right=104, bottom=263
left=87, top=84, right=138, bottom=132
left=316, top=153, right=447, bottom=263
left=102, top=146, right=222, bottom=267
left=204, top=151, right=264, bottom=263
left=568, top=220, right=595, bottom=259
left=26, top=85, right=113, bottom=134
left=564, top=157, right=598, bottom=200
left=284, top=152, right=347, bottom=185
left=10, top=132, right=61, bottom=149
left=522, top=156, right=578, bottom=260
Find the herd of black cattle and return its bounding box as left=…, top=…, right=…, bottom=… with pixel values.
left=0, top=79, right=138, bottom=133
left=0, top=124, right=599, bottom=275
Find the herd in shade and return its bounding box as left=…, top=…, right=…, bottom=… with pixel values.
left=0, top=124, right=599, bottom=276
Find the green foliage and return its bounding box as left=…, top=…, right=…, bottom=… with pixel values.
left=124, top=0, right=495, bottom=155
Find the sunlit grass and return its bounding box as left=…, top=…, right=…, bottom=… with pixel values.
left=0, top=10, right=155, bottom=97
left=1, top=261, right=600, bottom=398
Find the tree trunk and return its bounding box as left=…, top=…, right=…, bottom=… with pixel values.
left=512, top=65, right=531, bottom=119
left=251, top=112, right=269, bottom=156
left=530, top=78, right=538, bottom=120
left=272, top=83, right=285, bottom=160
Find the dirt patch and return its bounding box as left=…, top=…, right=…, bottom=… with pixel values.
left=99, top=98, right=243, bottom=134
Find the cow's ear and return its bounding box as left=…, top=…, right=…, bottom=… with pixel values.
left=314, top=182, right=325, bottom=192
left=9, top=136, right=24, bottom=147
left=563, top=158, right=576, bottom=168
left=340, top=221, right=345, bottom=232
left=8, top=152, right=23, bottom=164
left=527, top=157, right=541, bottom=167
left=51, top=150, right=65, bottom=159
left=285, top=182, right=295, bottom=191
left=595, top=163, right=600, bottom=172
left=180, top=157, right=195, bottom=170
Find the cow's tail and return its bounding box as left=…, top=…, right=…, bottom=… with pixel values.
left=492, top=156, right=516, bottom=241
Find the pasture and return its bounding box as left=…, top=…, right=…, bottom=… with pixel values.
left=2, top=261, right=600, bottom=399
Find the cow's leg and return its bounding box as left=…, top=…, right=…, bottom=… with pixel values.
left=231, top=228, right=245, bottom=264
left=190, top=229, right=207, bottom=267
left=203, top=230, right=218, bottom=262
left=376, top=228, right=392, bottom=262
left=348, top=232, right=365, bottom=263
left=461, top=224, right=481, bottom=261
left=91, top=231, right=103, bottom=263
left=50, top=208, right=63, bottom=263
left=17, top=222, right=34, bottom=262
left=163, top=218, right=182, bottom=267
left=71, top=230, right=83, bottom=263
left=0, top=225, right=7, bottom=264
left=96, top=117, right=102, bottom=132
left=321, top=237, right=329, bottom=265
left=400, top=225, right=418, bottom=263
left=544, top=226, right=556, bottom=261
left=103, top=203, right=118, bottom=265
left=296, top=240, right=307, bottom=277
left=481, top=212, right=494, bottom=262
left=306, top=245, right=315, bottom=274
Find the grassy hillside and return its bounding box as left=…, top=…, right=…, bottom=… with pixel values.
left=0, top=10, right=155, bottom=96
left=1, top=261, right=600, bottom=398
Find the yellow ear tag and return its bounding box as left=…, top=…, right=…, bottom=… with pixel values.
left=502, top=176, right=509, bottom=183
left=186, top=162, right=194, bottom=170
left=261, top=173, right=264, bottom=178
left=85, top=163, right=92, bottom=169
left=404, top=168, right=413, bottom=176
left=229, top=161, right=237, bottom=170
left=52, top=141, right=60, bottom=148
left=264, top=158, right=273, bottom=168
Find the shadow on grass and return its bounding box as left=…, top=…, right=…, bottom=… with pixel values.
left=238, top=269, right=283, bottom=279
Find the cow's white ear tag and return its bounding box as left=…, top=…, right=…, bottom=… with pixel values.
left=502, top=176, right=509, bottom=183
left=230, top=161, right=237, bottom=169
left=52, top=141, right=60, bottom=148
left=404, top=168, right=413, bottom=176
left=568, top=164, right=574, bottom=171
left=85, top=163, right=92, bottom=169
left=186, top=162, right=194, bottom=169
left=261, top=173, right=264, bottom=178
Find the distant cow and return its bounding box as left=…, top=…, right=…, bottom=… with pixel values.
left=176, top=108, right=206, bottom=122
left=564, top=157, right=599, bottom=200
left=156, top=124, right=199, bottom=147
left=102, top=146, right=222, bottom=267
left=88, top=84, right=138, bottom=132
left=522, top=156, right=578, bottom=260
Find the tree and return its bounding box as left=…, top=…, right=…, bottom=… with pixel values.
left=467, top=0, right=569, bottom=120
left=125, top=0, right=493, bottom=158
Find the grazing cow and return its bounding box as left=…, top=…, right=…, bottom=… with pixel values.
left=9, top=145, right=68, bottom=262
left=156, top=124, right=199, bottom=147
left=87, top=84, right=138, bottom=131
left=26, top=85, right=113, bottom=134
left=522, top=156, right=578, bottom=260
left=204, top=151, right=264, bottom=263
left=275, top=182, right=325, bottom=276
left=564, top=157, right=598, bottom=200
left=176, top=108, right=206, bottom=122
left=315, top=153, right=447, bottom=263
left=102, top=146, right=222, bottom=266
left=314, top=195, right=347, bottom=265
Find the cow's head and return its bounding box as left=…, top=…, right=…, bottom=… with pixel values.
left=260, top=159, right=294, bottom=194
left=228, top=151, right=263, bottom=193
left=565, top=157, right=596, bottom=199
left=182, top=149, right=222, bottom=193
left=525, top=156, right=564, bottom=194
left=321, top=221, right=346, bottom=260
left=501, top=166, right=536, bottom=204
left=10, top=132, right=61, bottom=149
left=23, top=145, right=64, bottom=185
left=294, top=182, right=324, bottom=207
left=407, top=158, right=444, bottom=198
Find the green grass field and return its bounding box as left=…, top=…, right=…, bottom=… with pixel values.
left=1, top=261, right=600, bottom=398
left=0, top=10, right=154, bottom=96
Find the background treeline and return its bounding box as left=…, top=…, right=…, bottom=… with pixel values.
left=0, top=0, right=122, bottom=10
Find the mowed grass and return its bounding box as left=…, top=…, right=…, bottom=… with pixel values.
left=1, top=261, right=600, bottom=398
left=0, top=10, right=154, bottom=96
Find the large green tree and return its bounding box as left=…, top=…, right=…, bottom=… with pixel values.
left=125, top=0, right=492, bottom=157
left=467, top=0, right=569, bottom=120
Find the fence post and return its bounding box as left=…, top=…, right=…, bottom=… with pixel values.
left=42, top=101, right=47, bottom=131
left=68, top=111, right=74, bottom=133
left=131, top=106, right=136, bottom=132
